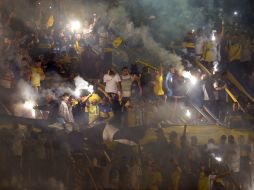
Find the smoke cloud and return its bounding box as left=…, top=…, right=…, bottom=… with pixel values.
left=1, top=0, right=205, bottom=68
left=17, top=80, right=38, bottom=101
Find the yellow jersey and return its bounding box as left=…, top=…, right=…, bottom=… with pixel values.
left=31, top=67, right=45, bottom=87
left=229, top=43, right=241, bottom=62
left=154, top=74, right=164, bottom=96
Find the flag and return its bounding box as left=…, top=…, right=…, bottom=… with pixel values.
left=46, top=15, right=54, bottom=28
left=112, top=37, right=123, bottom=48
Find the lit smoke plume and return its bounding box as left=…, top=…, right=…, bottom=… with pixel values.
left=1, top=0, right=204, bottom=68
left=106, top=6, right=182, bottom=67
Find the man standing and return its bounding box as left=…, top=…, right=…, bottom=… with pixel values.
left=121, top=67, right=142, bottom=105
left=140, top=66, right=153, bottom=100
left=153, top=65, right=164, bottom=100
left=59, top=93, right=74, bottom=129
left=34, top=92, right=59, bottom=124
left=213, top=72, right=228, bottom=122
left=103, top=69, right=122, bottom=114
left=164, top=65, right=175, bottom=101
left=195, top=29, right=206, bottom=61
left=31, top=58, right=45, bottom=92
left=120, top=67, right=142, bottom=127
left=224, top=135, right=240, bottom=189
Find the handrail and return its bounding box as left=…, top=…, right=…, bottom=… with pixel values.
left=195, top=61, right=245, bottom=112
left=227, top=71, right=254, bottom=103
left=135, top=59, right=158, bottom=71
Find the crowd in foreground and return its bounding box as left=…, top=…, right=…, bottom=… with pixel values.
left=1, top=125, right=254, bottom=190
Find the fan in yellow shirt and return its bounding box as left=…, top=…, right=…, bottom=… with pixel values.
left=148, top=163, right=162, bottom=190
left=228, top=38, right=241, bottom=62
left=153, top=65, right=164, bottom=97
left=31, top=59, right=45, bottom=91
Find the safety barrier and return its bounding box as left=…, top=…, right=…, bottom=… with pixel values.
left=139, top=125, right=253, bottom=145
left=195, top=61, right=246, bottom=112
left=227, top=71, right=254, bottom=103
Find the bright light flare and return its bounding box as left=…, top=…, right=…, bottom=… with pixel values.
left=24, top=101, right=34, bottom=110
left=211, top=33, right=216, bottom=41
left=233, top=11, right=238, bottom=16
left=186, top=109, right=191, bottom=118
left=73, top=76, right=94, bottom=97
left=182, top=71, right=197, bottom=85
left=213, top=61, right=219, bottom=73
left=215, top=156, right=222, bottom=162
left=23, top=101, right=36, bottom=118
left=148, top=15, right=156, bottom=20
left=74, top=85, right=94, bottom=97
left=88, top=85, right=94, bottom=94
left=74, top=89, right=81, bottom=97
left=70, top=20, right=81, bottom=32
left=211, top=35, right=216, bottom=41
left=83, top=25, right=93, bottom=35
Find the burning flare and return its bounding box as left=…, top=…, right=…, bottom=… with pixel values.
left=70, top=20, right=81, bottom=32
left=182, top=71, right=197, bottom=85
left=23, top=101, right=36, bottom=118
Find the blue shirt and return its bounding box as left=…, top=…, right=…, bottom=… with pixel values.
left=164, top=72, right=174, bottom=97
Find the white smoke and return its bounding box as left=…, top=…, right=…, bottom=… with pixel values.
left=17, top=80, right=38, bottom=101
left=73, top=76, right=94, bottom=97
left=107, top=6, right=182, bottom=67
left=13, top=80, right=39, bottom=118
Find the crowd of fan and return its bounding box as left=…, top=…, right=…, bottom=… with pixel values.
left=1, top=125, right=254, bottom=190
left=0, top=4, right=254, bottom=190
left=0, top=9, right=253, bottom=127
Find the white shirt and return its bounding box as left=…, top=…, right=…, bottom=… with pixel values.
left=121, top=75, right=133, bottom=97
left=59, top=101, right=74, bottom=123
left=103, top=74, right=121, bottom=94
left=202, top=84, right=209, bottom=101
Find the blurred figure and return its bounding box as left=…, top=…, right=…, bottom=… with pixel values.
left=183, top=31, right=195, bottom=56
left=58, top=93, right=74, bottom=129
left=220, top=31, right=230, bottom=71
left=0, top=62, right=15, bottom=89
left=203, top=32, right=219, bottom=70
left=213, top=72, right=228, bottom=122
left=128, top=156, right=142, bottom=190
left=225, top=135, right=240, bottom=181
left=164, top=65, right=175, bottom=101
left=98, top=97, right=114, bottom=123
left=195, top=28, right=206, bottom=61
left=179, top=135, right=198, bottom=190
left=148, top=162, right=162, bottom=190
left=121, top=67, right=133, bottom=105
left=190, top=136, right=201, bottom=162
left=31, top=58, right=45, bottom=92
left=218, top=135, right=227, bottom=158
left=86, top=95, right=100, bottom=126
left=34, top=92, right=59, bottom=124
left=153, top=65, right=164, bottom=101
left=238, top=135, right=249, bottom=188
left=71, top=92, right=91, bottom=127
left=103, top=69, right=122, bottom=114
left=228, top=34, right=241, bottom=64
left=140, top=66, right=153, bottom=100
left=121, top=66, right=142, bottom=101
left=240, top=33, right=252, bottom=76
